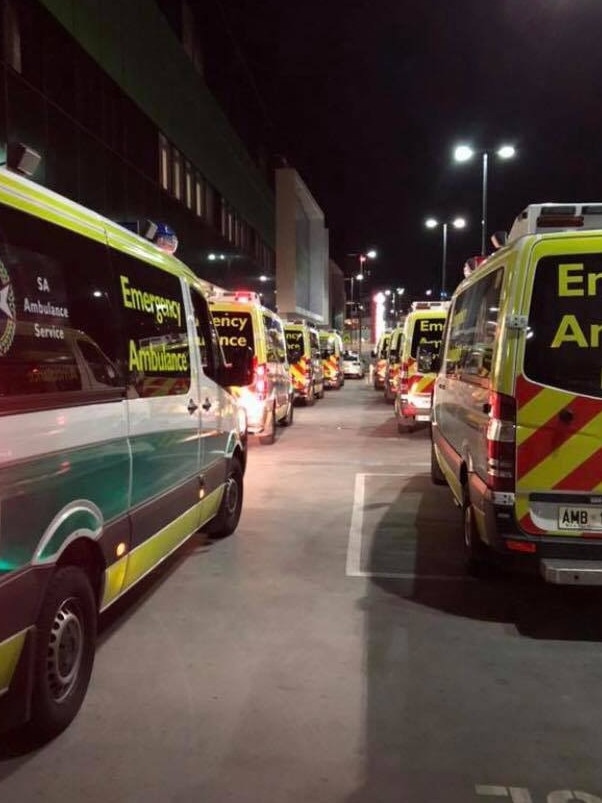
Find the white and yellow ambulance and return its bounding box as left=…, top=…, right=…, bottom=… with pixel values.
left=283, top=320, right=325, bottom=405
left=431, top=202, right=602, bottom=583
left=0, top=168, right=249, bottom=740
left=319, top=329, right=345, bottom=389
left=394, top=301, right=448, bottom=432
left=209, top=291, right=294, bottom=444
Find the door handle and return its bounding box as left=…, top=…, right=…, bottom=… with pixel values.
left=187, top=398, right=199, bottom=414
left=201, top=398, right=212, bottom=411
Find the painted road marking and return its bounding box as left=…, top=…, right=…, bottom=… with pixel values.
left=345, top=470, right=467, bottom=580
left=475, top=788, right=602, bottom=802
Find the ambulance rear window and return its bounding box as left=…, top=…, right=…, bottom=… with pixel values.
left=410, top=315, right=445, bottom=358
left=524, top=254, right=602, bottom=398
left=211, top=311, right=254, bottom=364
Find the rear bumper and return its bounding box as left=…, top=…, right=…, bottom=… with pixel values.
left=480, top=487, right=602, bottom=584
left=399, top=396, right=432, bottom=420
left=540, top=559, right=602, bottom=585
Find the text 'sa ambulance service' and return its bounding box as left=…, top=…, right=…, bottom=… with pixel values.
left=431, top=202, right=602, bottom=584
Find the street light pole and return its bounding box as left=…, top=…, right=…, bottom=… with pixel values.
left=425, top=217, right=466, bottom=298
left=454, top=143, right=515, bottom=256
left=481, top=152, right=488, bottom=256
left=441, top=222, right=448, bottom=298
left=347, top=249, right=377, bottom=358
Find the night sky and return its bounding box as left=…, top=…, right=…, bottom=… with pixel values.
left=199, top=0, right=602, bottom=298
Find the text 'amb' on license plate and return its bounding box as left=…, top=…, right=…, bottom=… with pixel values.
left=558, top=505, right=602, bottom=531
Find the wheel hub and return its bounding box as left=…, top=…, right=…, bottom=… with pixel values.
left=47, top=599, right=83, bottom=703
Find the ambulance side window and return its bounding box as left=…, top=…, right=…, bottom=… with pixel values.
left=190, top=287, right=220, bottom=376
left=0, top=202, right=124, bottom=408
left=110, top=250, right=191, bottom=398
left=264, top=314, right=286, bottom=363
left=445, top=267, right=503, bottom=380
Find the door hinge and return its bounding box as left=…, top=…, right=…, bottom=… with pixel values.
left=506, top=314, right=528, bottom=330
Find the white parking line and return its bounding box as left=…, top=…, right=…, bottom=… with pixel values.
left=345, top=470, right=468, bottom=581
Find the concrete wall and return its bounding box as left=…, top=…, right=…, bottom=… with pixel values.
left=276, top=167, right=328, bottom=324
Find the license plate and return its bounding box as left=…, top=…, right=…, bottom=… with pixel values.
left=558, top=505, right=602, bottom=530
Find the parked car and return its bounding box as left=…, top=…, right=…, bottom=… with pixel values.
left=342, top=352, right=365, bottom=379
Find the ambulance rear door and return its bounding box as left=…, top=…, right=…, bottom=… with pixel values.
left=514, top=235, right=602, bottom=541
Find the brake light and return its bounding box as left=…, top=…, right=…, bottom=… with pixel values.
left=234, top=290, right=255, bottom=303
left=252, top=357, right=267, bottom=398
left=486, top=391, right=516, bottom=492
left=399, top=361, right=409, bottom=394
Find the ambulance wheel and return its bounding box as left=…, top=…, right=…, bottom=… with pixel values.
left=29, top=566, right=97, bottom=741
left=430, top=441, right=446, bottom=485
left=397, top=417, right=415, bottom=434
left=281, top=397, right=294, bottom=426
left=205, top=457, right=244, bottom=538
left=259, top=406, right=276, bottom=445
left=304, top=385, right=315, bottom=407
left=462, top=486, right=489, bottom=574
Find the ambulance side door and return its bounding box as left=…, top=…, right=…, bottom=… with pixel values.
left=187, top=283, right=230, bottom=493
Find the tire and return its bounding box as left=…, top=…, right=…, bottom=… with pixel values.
left=430, top=441, right=447, bottom=485
left=397, top=417, right=415, bottom=434
left=462, top=486, right=489, bottom=575
left=280, top=397, right=294, bottom=426
left=29, top=566, right=97, bottom=742
left=259, top=405, right=276, bottom=445
left=204, top=457, right=244, bottom=538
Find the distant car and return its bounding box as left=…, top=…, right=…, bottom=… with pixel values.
left=342, top=352, right=365, bottom=379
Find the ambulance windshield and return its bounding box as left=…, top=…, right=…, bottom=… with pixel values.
left=410, top=316, right=445, bottom=359
left=211, top=310, right=254, bottom=364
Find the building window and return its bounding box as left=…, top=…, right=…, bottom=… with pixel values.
left=3, top=0, right=21, bottom=73
left=194, top=173, right=204, bottom=217
left=172, top=148, right=182, bottom=201
left=159, top=133, right=169, bottom=191
left=185, top=161, right=193, bottom=209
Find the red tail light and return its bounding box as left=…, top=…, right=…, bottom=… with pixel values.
left=486, top=391, right=516, bottom=492
left=399, top=361, right=409, bottom=394
left=251, top=357, right=267, bottom=398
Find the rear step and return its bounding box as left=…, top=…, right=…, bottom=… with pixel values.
left=540, top=558, right=602, bottom=585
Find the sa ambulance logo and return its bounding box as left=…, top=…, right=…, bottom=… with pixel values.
left=0, top=259, right=16, bottom=356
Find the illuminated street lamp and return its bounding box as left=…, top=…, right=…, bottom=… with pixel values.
left=425, top=216, right=467, bottom=299
left=347, top=249, right=378, bottom=358
left=453, top=143, right=516, bottom=256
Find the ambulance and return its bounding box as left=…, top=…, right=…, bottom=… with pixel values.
left=209, top=291, right=294, bottom=444
left=283, top=320, right=325, bottom=405
left=431, top=202, right=602, bottom=583
left=372, top=330, right=391, bottom=391
left=0, top=168, right=250, bottom=739
left=319, top=329, right=345, bottom=389
left=394, top=301, right=448, bottom=432
left=383, top=321, right=406, bottom=403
